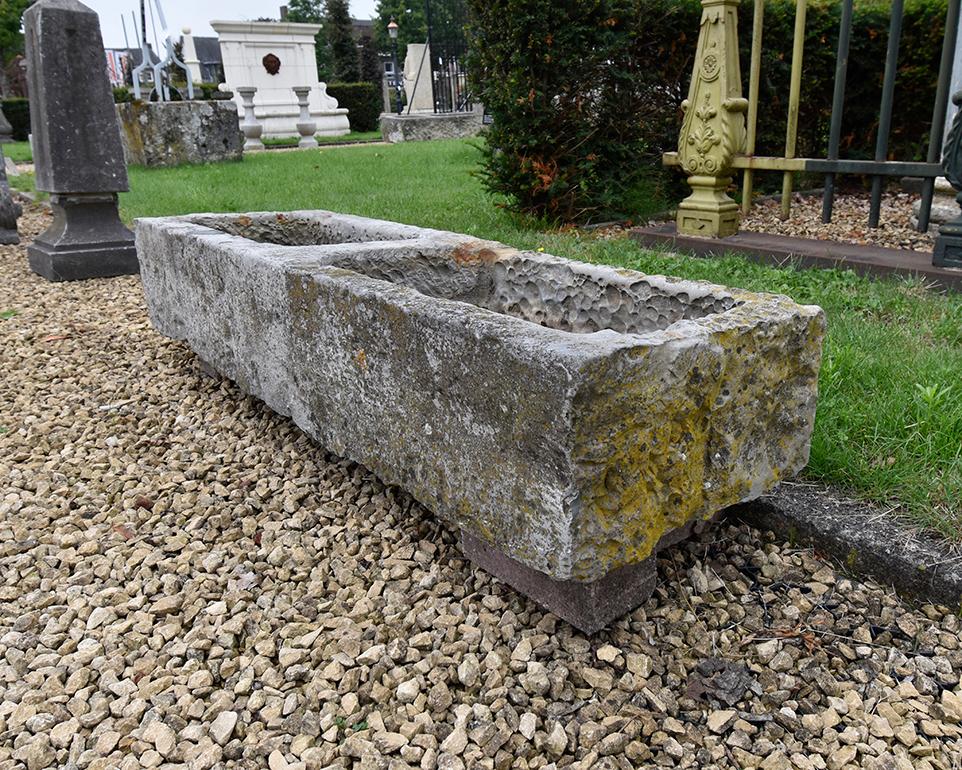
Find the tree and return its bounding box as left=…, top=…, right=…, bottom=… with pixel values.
left=359, top=35, right=382, bottom=86
left=373, top=0, right=426, bottom=65
left=326, top=0, right=360, bottom=82
left=286, top=0, right=332, bottom=80
left=285, top=0, right=323, bottom=22
left=0, top=0, right=34, bottom=96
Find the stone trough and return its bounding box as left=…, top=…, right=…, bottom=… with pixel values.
left=136, top=211, right=825, bottom=632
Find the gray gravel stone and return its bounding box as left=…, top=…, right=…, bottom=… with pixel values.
left=0, top=205, right=960, bottom=769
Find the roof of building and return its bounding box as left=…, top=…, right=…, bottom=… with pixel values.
left=192, top=36, right=222, bottom=64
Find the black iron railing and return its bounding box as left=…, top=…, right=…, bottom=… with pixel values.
left=425, top=0, right=473, bottom=114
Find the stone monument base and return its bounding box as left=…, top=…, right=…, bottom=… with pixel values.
left=934, top=221, right=962, bottom=269
left=380, top=111, right=484, bottom=143
left=116, top=101, right=243, bottom=168
left=28, top=194, right=138, bottom=282
left=256, top=106, right=349, bottom=139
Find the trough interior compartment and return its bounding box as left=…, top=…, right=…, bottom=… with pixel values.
left=197, top=214, right=741, bottom=336
left=190, top=213, right=422, bottom=247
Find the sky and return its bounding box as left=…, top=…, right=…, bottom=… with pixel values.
left=85, top=0, right=380, bottom=49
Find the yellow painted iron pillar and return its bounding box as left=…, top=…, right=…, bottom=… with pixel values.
left=677, top=0, right=748, bottom=238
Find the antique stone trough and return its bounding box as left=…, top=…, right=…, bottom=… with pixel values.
left=136, top=211, right=825, bottom=632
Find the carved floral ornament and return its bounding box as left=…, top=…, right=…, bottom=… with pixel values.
left=674, top=0, right=748, bottom=238
left=262, top=53, right=281, bottom=75
left=677, top=1, right=746, bottom=178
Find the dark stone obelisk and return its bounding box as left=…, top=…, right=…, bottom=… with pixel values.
left=24, top=0, right=138, bottom=281
left=0, top=147, right=22, bottom=244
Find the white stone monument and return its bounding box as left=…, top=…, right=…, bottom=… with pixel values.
left=403, top=43, right=435, bottom=113
left=181, top=27, right=203, bottom=84
left=211, top=20, right=349, bottom=138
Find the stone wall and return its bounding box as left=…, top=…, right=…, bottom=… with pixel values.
left=116, top=101, right=243, bottom=168
left=380, top=112, right=484, bottom=143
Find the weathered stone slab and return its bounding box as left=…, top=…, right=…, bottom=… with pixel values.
left=116, top=101, right=243, bottom=168
left=380, top=112, right=483, bottom=143
left=136, top=211, right=825, bottom=631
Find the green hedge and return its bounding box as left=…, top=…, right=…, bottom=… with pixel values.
left=1, top=99, right=30, bottom=141
left=327, top=82, right=382, bottom=133
left=626, top=0, right=949, bottom=191
left=467, top=0, right=653, bottom=222
left=466, top=0, right=947, bottom=220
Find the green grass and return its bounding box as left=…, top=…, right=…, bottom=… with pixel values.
left=106, top=139, right=962, bottom=536
left=3, top=141, right=32, bottom=163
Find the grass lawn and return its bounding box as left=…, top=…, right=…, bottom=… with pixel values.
left=3, top=141, right=32, bottom=164
left=41, top=139, right=962, bottom=535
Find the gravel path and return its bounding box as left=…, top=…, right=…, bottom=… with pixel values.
left=741, top=192, right=935, bottom=253
left=2, top=204, right=961, bottom=770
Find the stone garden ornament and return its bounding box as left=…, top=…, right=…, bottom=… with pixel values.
left=934, top=90, right=962, bottom=269
left=0, top=147, right=22, bottom=244
left=0, top=104, right=13, bottom=144
left=677, top=0, right=748, bottom=238
left=293, top=87, right=319, bottom=148
left=236, top=87, right=264, bottom=151
left=24, top=0, right=138, bottom=281
left=136, top=210, right=825, bottom=632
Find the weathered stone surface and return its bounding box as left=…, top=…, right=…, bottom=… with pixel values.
left=136, top=210, right=824, bottom=629
left=24, top=0, right=128, bottom=194
left=116, top=101, right=243, bottom=168
left=24, top=0, right=137, bottom=281
left=380, top=112, right=483, bottom=143
left=0, top=148, right=21, bottom=244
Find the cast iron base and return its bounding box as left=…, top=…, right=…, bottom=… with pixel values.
left=28, top=193, right=138, bottom=282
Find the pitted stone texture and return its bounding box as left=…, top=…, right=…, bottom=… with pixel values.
left=136, top=210, right=825, bottom=624
left=116, top=101, right=244, bottom=167
left=380, top=112, right=484, bottom=143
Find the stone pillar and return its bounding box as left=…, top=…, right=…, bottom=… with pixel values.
left=0, top=147, right=22, bottom=244
left=237, top=87, right=264, bottom=150
left=0, top=105, right=13, bottom=144
left=181, top=27, right=204, bottom=84
left=402, top=44, right=435, bottom=113
left=676, top=0, right=748, bottom=238
left=293, top=86, right=318, bottom=148
left=24, top=0, right=137, bottom=282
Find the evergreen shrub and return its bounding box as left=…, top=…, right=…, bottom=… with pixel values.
left=327, top=82, right=382, bottom=132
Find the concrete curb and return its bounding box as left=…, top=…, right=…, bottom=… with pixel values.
left=729, top=482, right=962, bottom=612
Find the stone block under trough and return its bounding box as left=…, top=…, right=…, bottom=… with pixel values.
left=136, top=211, right=825, bottom=632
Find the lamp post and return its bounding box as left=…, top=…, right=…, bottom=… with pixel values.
left=388, top=18, right=403, bottom=115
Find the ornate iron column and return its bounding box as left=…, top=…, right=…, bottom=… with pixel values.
left=676, top=0, right=748, bottom=238
left=933, top=90, right=962, bottom=269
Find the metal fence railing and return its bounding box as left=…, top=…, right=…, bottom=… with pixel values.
left=666, top=0, right=961, bottom=240
left=425, top=0, right=473, bottom=114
